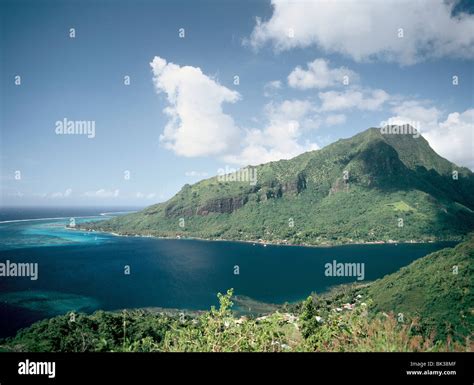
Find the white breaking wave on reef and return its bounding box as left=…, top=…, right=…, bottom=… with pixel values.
left=0, top=216, right=102, bottom=224
left=0, top=210, right=137, bottom=224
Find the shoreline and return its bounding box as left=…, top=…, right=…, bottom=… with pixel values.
left=73, top=225, right=460, bottom=249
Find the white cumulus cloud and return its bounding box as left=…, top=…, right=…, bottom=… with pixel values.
left=224, top=99, right=320, bottom=165
left=288, top=59, right=358, bottom=89
left=150, top=56, right=241, bottom=157
left=318, top=89, right=390, bottom=112
left=384, top=100, right=441, bottom=128
left=325, top=114, right=347, bottom=126
left=150, top=56, right=322, bottom=166
left=425, top=109, right=474, bottom=170
left=384, top=102, right=474, bottom=169
left=248, top=0, right=474, bottom=65
left=263, top=80, right=282, bottom=97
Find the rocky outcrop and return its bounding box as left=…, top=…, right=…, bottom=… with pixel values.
left=196, top=196, right=248, bottom=215
left=281, top=173, right=307, bottom=194
left=164, top=203, right=194, bottom=218
left=265, top=173, right=307, bottom=199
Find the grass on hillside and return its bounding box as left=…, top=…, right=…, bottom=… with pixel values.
left=1, top=289, right=468, bottom=353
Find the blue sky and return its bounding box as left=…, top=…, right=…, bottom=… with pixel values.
left=1, top=0, right=473, bottom=206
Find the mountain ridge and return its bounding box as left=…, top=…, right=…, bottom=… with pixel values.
left=82, top=126, right=474, bottom=245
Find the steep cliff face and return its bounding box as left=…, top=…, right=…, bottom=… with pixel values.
left=195, top=196, right=249, bottom=216
left=160, top=172, right=308, bottom=217
left=82, top=127, right=474, bottom=244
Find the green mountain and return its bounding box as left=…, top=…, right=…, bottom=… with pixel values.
left=83, top=127, right=474, bottom=244
left=362, top=233, right=473, bottom=342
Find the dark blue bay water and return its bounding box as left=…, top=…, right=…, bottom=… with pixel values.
left=0, top=207, right=456, bottom=338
